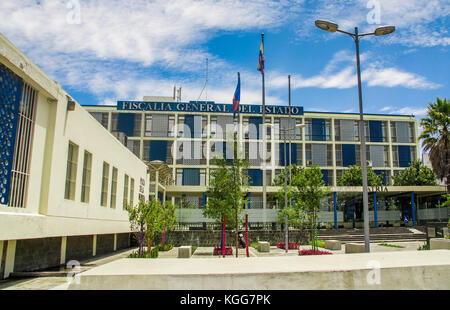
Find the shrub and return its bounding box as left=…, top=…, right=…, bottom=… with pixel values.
left=213, top=246, right=233, bottom=255
left=128, top=247, right=159, bottom=258
left=299, top=249, right=332, bottom=255
left=277, top=243, right=300, bottom=250
left=156, top=243, right=174, bottom=251
left=308, top=240, right=326, bottom=248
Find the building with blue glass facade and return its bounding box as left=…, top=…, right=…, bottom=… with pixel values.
left=85, top=98, right=447, bottom=229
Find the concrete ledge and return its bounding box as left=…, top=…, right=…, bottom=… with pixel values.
left=257, top=241, right=270, bottom=253
left=177, top=246, right=192, bottom=258
left=67, top=250, right=450, bottom=290
left=325, top=240, right=341, bottom=250
left=430, top=238, right=450, bottom=250
left=345, top=243, right=365, bottom=253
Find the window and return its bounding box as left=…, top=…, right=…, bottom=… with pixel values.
left=200, top=169, right=206, bottom=186
left=176, top=169, right=183, bottom=186
left=130, top=178, right=135, bottom=207
left=101, top=162, right=109, bottom=207
left=202, top=116, right=208, bottom=138
left=80, top=151, right=92, bottom=203
left=110, top=167, right=118, bottom=208
left=64, top=141, right=79, bottom=200
left=145, top=114, right=152, bottom=137
left=177, top=115, right=185, bottom=137
left=168, top=115, right=175, bottom=137
left=265, top=118, right=271, bottom=139
left=90, top=112, right=109, bottom=129
left=210, top=116, right=217, bottom=138
left=274, top=118, right=280, bottom=140
left=295, top=119, right=302, bottom=140
left=123, top=174, right=129, bottom=209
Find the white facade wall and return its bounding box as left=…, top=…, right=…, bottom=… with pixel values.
left=0, top=33, right=148, bottom=241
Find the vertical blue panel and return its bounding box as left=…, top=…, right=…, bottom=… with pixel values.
left=342, top=144, right=356, bottom=167
left=369, top=120, right=383, bottom=142
left=290, top=143, right=297, bottom=166
left=333, top=192, right=337, bottom=229
left=157, top=192, right=163, bottom=203
left=411, top=192, right=416, bottom=227
left=279, top=143, right=297, bottom=167
left=248, top=169, right=263, bottom=186
left=182, top=168, right=200, bottom=185
left=149, top=140, right=167, bottom=161
left=321, top=170, right=328, bottom=186
left=398, top=146, right=411, bottom=167
left=117, top=113, right=135, bottom=137
left=312, top=119, right=326, bottom=141
left=184, top=115, right=195, bottom=138
left=279, top=143, right=285, bottom=167
left=0, top=63, right=23, bottom=206
left=373, top=192, right=378, bottom=228
left=247, top=192, right=251, bottom=209
left=249, top=116, right=262, bottom=139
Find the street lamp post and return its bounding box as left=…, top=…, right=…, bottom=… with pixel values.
left=315, top=20, right=395, bottom=252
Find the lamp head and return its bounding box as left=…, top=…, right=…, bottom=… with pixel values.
left=374, top=26, right=395, bottom=36
left=315, top=20, right=339, bottom=33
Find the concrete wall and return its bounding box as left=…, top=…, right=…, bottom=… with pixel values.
left=149, top=230, right=310, bottom=247
left=14, top=237, right=62, bottom=272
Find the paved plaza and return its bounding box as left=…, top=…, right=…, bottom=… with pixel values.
left=1, top=240, right=446, bottom=290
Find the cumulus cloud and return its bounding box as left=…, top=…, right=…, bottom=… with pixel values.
left=268, top=50, right=440, bottom=90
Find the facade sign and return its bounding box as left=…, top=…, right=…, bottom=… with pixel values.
left=117, top=101, right=304, bottom=116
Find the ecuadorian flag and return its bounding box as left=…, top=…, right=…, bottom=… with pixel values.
left=233, top=72, right=241, bottom=117
left=257, top=40, right=265, bottom=74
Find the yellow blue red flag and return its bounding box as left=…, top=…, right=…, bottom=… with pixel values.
left=257, top=41, right=265, bottom=74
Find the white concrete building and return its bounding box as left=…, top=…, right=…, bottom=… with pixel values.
left=0, top=33, right=148, bottom=278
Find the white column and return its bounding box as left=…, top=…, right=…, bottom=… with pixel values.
left=60, top=236, right=67, bottom=266
left=4, top=240, right=16, bottom=279
left=113, top=234, right=117, bottom=251
left=92, top=235, right=97, bottom=257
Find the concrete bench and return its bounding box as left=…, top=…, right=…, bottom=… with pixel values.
left=177, top=246, right=192, bottom=258
left=324, top=240, right=341, bottom=251
left=430, top=238, right=450, bottom=250
left=345, top=243, right=365, bottom=254
left=258, top=241, right=270, bottom=253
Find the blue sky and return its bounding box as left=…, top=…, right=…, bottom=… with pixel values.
left=0, top=0, right=448, bottom=120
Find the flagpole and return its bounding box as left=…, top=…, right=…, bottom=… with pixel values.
left=261, top=33, right=267, bottom=216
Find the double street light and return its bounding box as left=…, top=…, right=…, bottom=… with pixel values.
left=268, top=123, right=305, bottom=253
left=315, top=20, right=395, bottom=252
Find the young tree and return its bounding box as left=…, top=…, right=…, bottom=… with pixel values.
left=126, top=198, right=166, bottom=256
left=160, top=201, right=178, bottom=247
left=203, top=133, right=249, bottom=257
left=418, top=97, right=449, bottom=192
left=276, top=165, right=329, bottom=251
left=125, top=199, right=150, bottom=257
left=337, top=165, right=383, bottom=186
left=144, top=198, right=165, bottom=251
left=393, top=160, right=437, bottom=186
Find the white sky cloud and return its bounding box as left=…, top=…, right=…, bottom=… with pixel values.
left=268, top=50, right=440, bottom=90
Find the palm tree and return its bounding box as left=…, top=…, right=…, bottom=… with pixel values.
left=418, top=97, right=449, bottom=193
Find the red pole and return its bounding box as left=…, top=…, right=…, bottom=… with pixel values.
left=223, top=216, right=226, bottom=258
left=246, top=214, right=249, bottom=257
